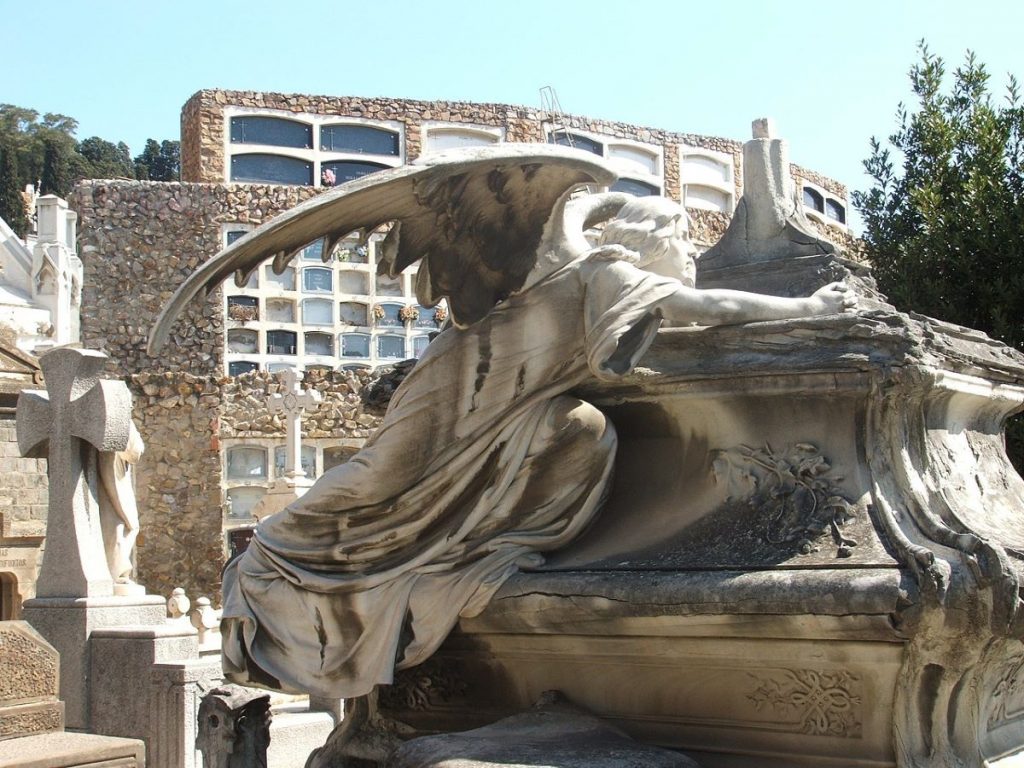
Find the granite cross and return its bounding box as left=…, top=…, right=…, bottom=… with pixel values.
left=16, top=347, right=132, bottom=598
left=268, top=369, right=321, bottom=480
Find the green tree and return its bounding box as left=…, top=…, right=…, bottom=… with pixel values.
left=39, top=133, right=74, bottom=196
left=0, top=141, right=29, bottom=237
left=134, top=138, right=180, bottom=181
left=853, top=43, right=1024, bottom=467
left=78, top=136, right=134, bottom=179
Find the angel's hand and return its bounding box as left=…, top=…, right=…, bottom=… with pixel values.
left=807, top=282, right=858, bottom=315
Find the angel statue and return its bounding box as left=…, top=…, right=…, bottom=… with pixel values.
left=149, top=145, right=856, bottom=702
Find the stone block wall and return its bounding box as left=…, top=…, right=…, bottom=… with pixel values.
left=0, top=414, right=47, bottom=537
left=121, top=368, right=390, bottom=602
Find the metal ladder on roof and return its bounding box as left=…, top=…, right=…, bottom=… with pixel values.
left=539, top=86, right=574, bottom=148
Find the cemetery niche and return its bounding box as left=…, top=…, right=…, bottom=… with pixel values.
left=144, top=136, right=1024, bottom=768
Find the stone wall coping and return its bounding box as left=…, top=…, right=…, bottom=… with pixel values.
left=22, top=595, right=167, bottom=610
left=90, top=623, right=198, bottom=640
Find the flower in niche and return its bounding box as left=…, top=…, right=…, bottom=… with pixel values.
left=321, top=169, right=337, bottom=187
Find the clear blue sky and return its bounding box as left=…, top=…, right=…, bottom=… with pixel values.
left=3, top=0, right=1022, bottom=232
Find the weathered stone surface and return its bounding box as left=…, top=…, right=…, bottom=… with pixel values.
left=197, top=685, right=271, bottom=768
left=0, top=622, right=62, bottom=741
left=0, top=731, right=144, bottom=768
left=389, top=694, right=701, bottom=768
left=17, top=348, right=132, bottom=598
left=21, top=595, right=166, bottom=731
left=700, top=123, right=835, bottom=269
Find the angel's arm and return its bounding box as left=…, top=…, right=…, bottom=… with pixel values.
left=659, top=281, right=857, bottom=327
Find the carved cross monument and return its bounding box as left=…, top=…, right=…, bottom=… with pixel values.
left=267, top=368, right=321, bottom=480
left=16, top=348, right=132, bottom=598
left=252, top=369, right=321, bottom=521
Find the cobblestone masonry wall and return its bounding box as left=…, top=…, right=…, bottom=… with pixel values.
left=128, top=373, right=224, bottom=600
left=73, top=181, right=320, bottom=377
left=180, top=90, right=850, bottom=249
left=220, top=368, right=390, bottom=440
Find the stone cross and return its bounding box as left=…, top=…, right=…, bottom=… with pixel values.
left=267, top=369, right=321, bottom=480
left=16, top=347, right=132, bottom=598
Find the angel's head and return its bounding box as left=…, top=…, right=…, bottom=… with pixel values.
left=599, top=197, right=697, bottom=287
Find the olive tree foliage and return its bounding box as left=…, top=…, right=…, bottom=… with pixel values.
left=852, top=44, right=1024, bottom=468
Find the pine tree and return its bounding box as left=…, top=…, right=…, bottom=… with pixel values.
left=39, top=134, right=73, bottom=196
left=0, top=141, right=29, bottom=237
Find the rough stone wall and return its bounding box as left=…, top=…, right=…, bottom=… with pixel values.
left=219, top=368, right=388, bottom=440
left=689, top=210, right=731, bottom=250
left=129, top=372, right=224, bottom=600
left=179, top=89, right=750, bottom=201
left=73, top=181, right=319, bottom=378
left=178, top=90, right=855, bottom=253
left=792, top=164, right=848, bottom=199
left=0, top=415, right=47, bottom=537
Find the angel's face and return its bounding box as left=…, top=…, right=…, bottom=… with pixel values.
left=648, top=219, right=697, bottom=287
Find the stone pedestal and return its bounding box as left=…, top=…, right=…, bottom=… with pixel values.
left=149, top=657, right=224, bottom=768
left=379, top=310, right=1024, bottom=768
left=22, top=595, right=166, bottom=730
left=89, top=623, right=199, bottom=747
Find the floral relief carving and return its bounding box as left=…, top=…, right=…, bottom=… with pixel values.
left=747, top=668, right=863, bottom=738
left=378, top=657, right=468, bottom=712
left=712, top=443, right=858, bottom=558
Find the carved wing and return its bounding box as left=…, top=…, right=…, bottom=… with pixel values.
left=148, top=145, right=617, bottom=353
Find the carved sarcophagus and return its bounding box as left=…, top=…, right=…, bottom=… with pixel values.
left=380, top=298, right=1024, bottom=768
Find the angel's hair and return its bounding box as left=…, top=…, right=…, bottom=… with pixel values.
left=598, top=197, right=691, bottom=267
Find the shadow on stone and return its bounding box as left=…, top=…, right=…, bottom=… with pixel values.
left=388, top=691, right=701, bottom=768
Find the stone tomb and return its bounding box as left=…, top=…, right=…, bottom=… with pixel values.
left=0, top=621, right=144, bottom=768
left=0, top=621, right=62, bottom=741
left=376, top=131, right=1024, bottom=767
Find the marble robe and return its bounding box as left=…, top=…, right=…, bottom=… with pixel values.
left=221, top=252, right=680, bottom=697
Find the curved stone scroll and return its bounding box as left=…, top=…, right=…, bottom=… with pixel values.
left=866, top=365, right=1024, bottom=767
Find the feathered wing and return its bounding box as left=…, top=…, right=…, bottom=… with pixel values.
left=148, top=145, right=617, bottom=354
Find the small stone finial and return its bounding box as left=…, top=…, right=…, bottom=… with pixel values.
left=751, top=118, right=775, bottom=140
left=191, top=596, right=223, bottom=648
left=168, top=587, right=191, bottom=619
